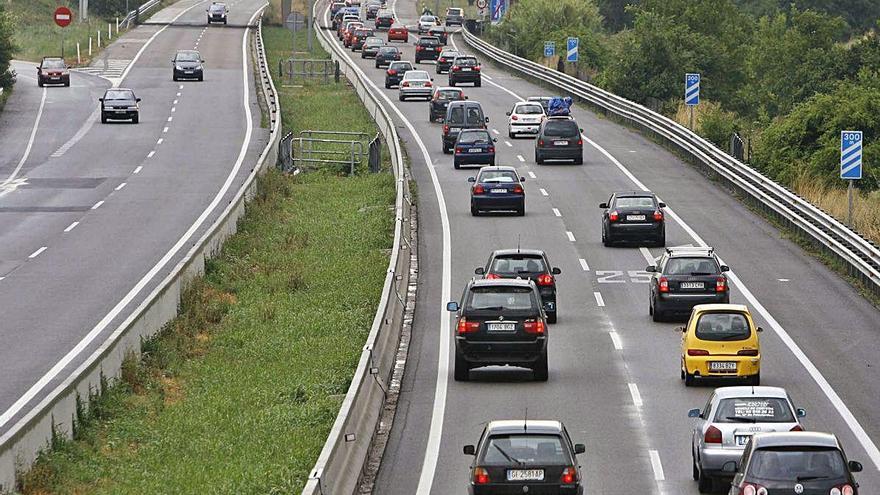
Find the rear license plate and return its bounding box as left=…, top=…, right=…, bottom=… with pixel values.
left=468, top=148, right=482, bottom=153
left=425, top=48, right=434, bottom=51
left=490, top=188, right=507, bottom=193
left=488, top=323, right=516, bottom=332
left=184, top=71, right=193, bottom=74
left=507, top=469, right=544, bottom=481
left=450, top=127, right=461, bottom=132
left=736, top=435, right=751, bottom=446
left=709, top=361, right=737, bottom=371
left=462, top=67, right=471, bottom=71
left=115, top=110, right=127, bottom=113
left=680, top=282, right=704, bottom=289
left=626, top=214, right=646, bottom=221
left=412, top=82, right=423, bottom=87
left=555, top=140, right=568, bottom=146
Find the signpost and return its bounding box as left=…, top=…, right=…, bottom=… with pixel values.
left=490, top=0, right=506, bottom=25
left=54, top=7, right=73, bottom=59
left=544, top=41, right=555, bottom=58
left=685, top=72, right=700, bottom=130
left=841, top=130, right=863, bottom=227
left=566, top=37, right=578, bottom=63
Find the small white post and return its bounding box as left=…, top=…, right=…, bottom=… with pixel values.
left=116, top=17, right=119, bottom=33
left=97, top=30, right=101, bottom=48
left=89, top=36, right=93, bottom=56
left=108, top=23, right=112, bottom=40
left=76, top=42, right=81, bottom=64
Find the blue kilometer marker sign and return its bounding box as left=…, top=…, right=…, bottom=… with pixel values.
left=566, top=37, right=578, bottom=63
left=544, top=41, right=555, bottom=57
left=840, top=131, right=863, bottom=180
left=685, top=73, right=700, bottom=106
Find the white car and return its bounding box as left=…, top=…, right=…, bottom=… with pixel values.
left=399, top=70, right=433, bottom=101
left=418, top=15, right=438, bottom=33
left=506, top=101, right=546, bottom=138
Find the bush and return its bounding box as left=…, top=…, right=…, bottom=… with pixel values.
left=0, top=5, right=14, bottom=91
left=698, top=102, right=741, bottom=150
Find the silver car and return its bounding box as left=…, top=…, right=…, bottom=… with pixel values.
left=398, top=70, right=433, bottom=101
left=688, top=386, right=806, bottom=493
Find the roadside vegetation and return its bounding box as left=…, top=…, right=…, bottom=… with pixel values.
left=17, top=19, right=395, bottom=495
left=485, top=0, right=880, bottom=241
left=0, top=4, right=14, bottom=100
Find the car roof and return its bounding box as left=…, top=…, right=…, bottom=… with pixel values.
left=448, top=100, right=481, bottom=107
left=614, top=190, right=655, bottom=198
left=711, top=386, right=790, bottom=400
left=693, top=303, right=749, bottom=314
left=491, top=248, right=546, bottom=257
left=479, top=165, right=517, bottom=173
left=42, top=56, right=63, bottom=61
left=486, top=420, right=564, bottom=435
left=751, top=432, right=840, bottom=449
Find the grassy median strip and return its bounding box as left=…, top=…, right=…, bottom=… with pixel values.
left=19, top=22, right=394, bottom=495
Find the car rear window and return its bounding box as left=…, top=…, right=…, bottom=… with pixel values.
left=420, top=37, right=440, bottom=46
left=664, top=257, right=718, bottom=275
left=466, top=286, right=538, bottom=312
left=748, top=448, right=847, bottom=481
left=543, top=121, right=579, bottom=137
left=420, top=15, right=434, bottom=22
left=448, top=105, right=484, bottom=125
left=516, top=104, right=543, bottom=115
left=695, top=313, right=751, bottom=341
left=440, top=51, right=459, bottom=58
left=455, top=57, right=478, bottom=66
left=482, top=435, right=568, bottom=466
left=458, top=131, right=490, bottom=144
left=491, top=255, right=547, bottom=275
left=714, top=398, right=795, bottom=423
left=615, top=196, right=655, bottom=208
left=438, top=89, right=463, bottom=99
left=479, top=170, right=518, bottom=183
left=407, top=71, right=429, bottom=80
left=378, top=47, right=397, bottom=53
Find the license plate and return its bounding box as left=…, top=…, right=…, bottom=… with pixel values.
left=425, top=48, right=434, bottom=51
left=736, top=435, right=751, bottom=446
left=681, top=282, right=704, bottom=289
left=709, top=361, right=737, bottom=371
left=490, top=188, right=507, bottom=193
left=626, top=214, right=646, bottom=221
left=555, top=140, right=568, bottom=146
left=462, top=67, right=471, bottom=71
left=468, top=148, right=482, bottom=153
left=184, top=71, right=193, bottom=74
left=450, top=127, right=461, bottom=132
left=115, top=110, right=127, bottom=113
left=411, top=82, right=423, bottom=87
left=488, top=323, right=516, bottom=332
left=507, top=469, right=544, bottom=481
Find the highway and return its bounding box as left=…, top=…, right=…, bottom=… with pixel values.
left=0, top=0, right=269, bottom=437
left=321, top=0, right=880, bottom=493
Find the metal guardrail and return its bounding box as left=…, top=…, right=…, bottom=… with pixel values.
left=300, top=0, right=414, bottom=494
left=120, top=0, right=162, bottom=29
left=0, top=7, right=281, bottom=492
left=461, top=28, right=880, bottom=293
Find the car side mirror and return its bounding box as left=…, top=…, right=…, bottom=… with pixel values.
left=492, top=138, right=497, bottom=142
left=485, top=117, right=490, bottom=123
left=467, top=177, right=476, bottom=183
left=796, top=408, right=806, bottom=418
left=446, top=301, right=459, bottom=312
left=756, top=326, right=764, bottom=333
left=465, top=96, right=469, bottom=99
left=574, top=444, right=586, bottom=455
left=98, top=97, right=104, bottom=102
left=463, top=445, right=476, bottom=455
left=599, top=202, right=608, bottom=209
left=645, top=265, right=656, bottom=272
left=721, top=461, right=738, bottom=474
left=720, top=265, right=730, bottom=272
left=848, top=460, right=863, bottom=473
left=688, top=408, right=701, bottom=418
left=551, top=267, right=561, bottom=275
left=505, top=112, right=511, bottom=116
left=520, top=176, right=526, bottom=182
left=658, top=202, right=666, bottom=208
left=201, top=60, right=205, bottom=63
left=579, top=128, right=584, bottom=133
left=136, top=98, right=142, bottom=102
left=474, top=267, right=485, bottom=275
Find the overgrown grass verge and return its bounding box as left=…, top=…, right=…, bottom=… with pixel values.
left=18, top=19, right=395, bottom=495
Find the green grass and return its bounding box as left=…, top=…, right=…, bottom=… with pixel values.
left=17, top=19, right=396, bottom=495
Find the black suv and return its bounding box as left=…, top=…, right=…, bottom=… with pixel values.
left=384, top=60, right=413, bottom=88
left=475, top=249, right=561, bottom=323
left=443, top=100, right=488, bottom=153
left=37, top=57, right=69, bottom=87
left=172, top=50, right=204, bottom=81
left=535, top=116, right=583, bottom=164
left=464, top=420, right=585, bottom=495
left=435, top=49, right=459, bottom=74
left=375, top=11, right=394, bottom=29
left=415, top=36, right=441, bottom=63
left=428, top=86, right=465, bottom=122
left=600, top=191, right=666, bottom=246
left=447, top=279, right=548, bottom=381
left=448, top=55, right=481, bottom=87
left=206, top=2, right=228, bottom=24
left=647, top=246, right=730, bottom=322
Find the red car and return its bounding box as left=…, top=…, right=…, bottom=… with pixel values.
left=387, top=23, right=409, bottom=43
left=343, top=24, right=364, bottom=47
left=37, top=57, right=70, bottom=87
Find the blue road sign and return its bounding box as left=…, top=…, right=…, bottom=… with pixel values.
left=841, top=131, right=863, bottom=180
left=685, top=73, right=700, bottom=106
left=544, top=41, right=555, bottom=58
left=490, top=0, right=506, bottom=24
left=566, top=37, right=578, bottom=63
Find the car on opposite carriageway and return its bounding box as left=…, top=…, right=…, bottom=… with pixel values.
left=599, top=191, right=666, bottom=246
left=37, top=57, right=70, bottom=87
left=172, top=49, right=204, bottom=81
left=99, top=88, right=140, bottom=124
left=475, top=249, right=561, bottom=323
left=206, top=2, right=228, bottom=24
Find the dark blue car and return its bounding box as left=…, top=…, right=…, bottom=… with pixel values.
left=468, top=166, right=526, bottom=216
left=454, top=129, right=496, bottom=169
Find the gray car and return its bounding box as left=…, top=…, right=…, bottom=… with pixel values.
left=398, top=70, right=433, bottom=101
left=688, top=386, right=806, bottom=493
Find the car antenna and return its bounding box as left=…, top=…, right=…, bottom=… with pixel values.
left=524, top=407, right=528, bottom=432
left=517, top=235, right=521, bottom=254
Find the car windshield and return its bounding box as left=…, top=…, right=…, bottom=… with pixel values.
left=209, top=5, right=225, bottom=12
left=448, top=8, right=462, bottom=15
left=466, top=287, right=537, bottom=312
left=355, top=29, right=373, bottom=36
left=665, top=257, right=717, bottom=275
left=516, top=104, right=543, bottom=115
left=420, top=37, right=440, bottom=46
left=455, top=57, right=478, bottom=67
left=438, top=89, right=462, bottom=99
left=366, top=38, right=384, bottom=45
left=390, top=62, right=411, bottom=70
left=420, top=15, right=434, bottom=22
left=479, top=171, right=518, bottom=183
left=714, top=398, right=795, bottom=423
left=42, top=59, right=65, bottom=69
left=748, top=448, right=847, bottom=482
left=543, top=121, right=579, bottom=137
left=406, top=71, right=429, bottom=80
left=615, top=196, right=655, bottom=208
left=482, top=435, right=568, bottom=466
left=105, top=90, right=134, bottom=100
left=176, top=52, right=200, bottom=62
left=458, top=131, right=490, bottom=144
left=695, top=313, right=751, bottom=341
left=448, top=106, right=484, bottom=125
left=491, top=255, right=547, bottom=275
left=378, top=47, right=397, bottom=54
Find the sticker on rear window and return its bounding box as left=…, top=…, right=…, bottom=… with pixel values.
left=733, top=400, right=776, bottom=418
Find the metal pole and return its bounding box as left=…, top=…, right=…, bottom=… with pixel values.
left=76, top=42, right=81, bottom=64
left=307, top=0, right=313, bottom=53
left=847, top=181, right=854, bottom=227
left=689, top=106, right=694, bottom=131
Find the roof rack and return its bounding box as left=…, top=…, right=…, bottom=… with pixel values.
left=665, top=246, right=713, bottom=255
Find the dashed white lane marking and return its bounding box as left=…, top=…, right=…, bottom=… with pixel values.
left=639, top=247, right=655, bottom=264
left=28, top=247, right=47, bottom=259
left=778, top=278, right=790, bottom=282
left=147, top=151, right=155, bottom=158
left=516, top=154, right=525, bottom=162
left=0, top=277, right=5, bottom=281
left=115, top=182, right=127, bottom=191
left=176, top=92, right=181, bottom=97
left=491, top=129, right=499, bottom=135
left=63, top=221, right=79, bottom=233
left=133, top=166, right=143, bottom=174
left=167, top=116, right=173, bottom=122
left=179, top=84, right=184, bottom=90
left=565, top=231, right=575, bottom=242
left=91, top=200, right=104, bottom=210
left=527, top=171, right=536, bottom=179
left=539, top=188, right=548, bottom=196
left=157, top=138, right=164, bottom=145
left=594, top=291, right=605, bottom=307
left=171, top=107, right=176, bottom=113
left=649, top=450, right=665, bottom=481
left=609, top=331, right=623, bottom=350
left=163, top=126, right=169, bottom=133
left=552, top=208, right=561, bottom=217
left=504, top=140, right=512, bottom=147
left=173, top=99, right=179, bottom=104
left=579, top=258, right=590, bottom=271
left=628, top=383, right=643, bottom=407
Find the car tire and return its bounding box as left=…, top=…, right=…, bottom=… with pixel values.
left=508, top=130, right=514, bottom=139
left=532, top=352, right=549, bottom=382
left=475, top=79, right=481, bottom=87
left=454, top=350, right=470, bottom=381
left=602, top=229, right=611, bottom=247
left=132, top=114, right=139, bottom=124
left=398, top=93, right=405, bottom=101
left=546, top=311, right=557, bottom=324
left=385, top=82, right=391, bottom=89
left=173, top=74, right=178, bottom=81
left=223, top=19, right=227, bottom=25
left=692, top=453, right=700, bottom=481
left=652, top=301, right=664, bottom=322
left=697, top=469, right=713, bottom=493
left=198, top=75, right=204, bottom=82
left=684, top=371, right=695, bottom=387
left=449, top=80, right=455, bottom=87
left=454, top=160, right=460, bottom=170
left=535, top=152, right=544, bottom=165
left=574, top=156, right=583, bottom=165
left=38, top=78, right=44, bottom=87
left=516, top=205, right=525, bottom=217
left=471, top=205, right=479, bottom=216
left=64, top=80, right=70, bottom=87
left=656, top=235, right=665, bottom=247
left=100, top=113, right=107, bottom=124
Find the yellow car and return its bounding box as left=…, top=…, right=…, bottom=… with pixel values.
left=680, top=304, right=762, bottom=386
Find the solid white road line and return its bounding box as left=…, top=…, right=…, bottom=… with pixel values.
left=649, top=450, right=665, bottom=481
left=91, top=200, right=104, bottom=210
left=552, top=208, right=561, bottom=217
left=115, top=182, right=127, bottom=191
left=594, top=291, right=605, bottom=307
left=527, top=171, right=536, bottom=179
left=566, top=231, right=575, bottom=242
left=639, top=247, right=655, bottom=265
left=579, top=258, right=590, bottom=271
left=63, top=221, right=79, bottom=233
left=1, top=87, right=47, bottom=189
left=628, top=383, right=643, bottom=408
left=609, top=331, right=622, bottom=350
left=133, top=166, right=143, bottom=174
left=147, top=151, right=155, bottom=158
left=28, top=247, right=47, bottom=259
left=540, top=188, right=548, bottom=196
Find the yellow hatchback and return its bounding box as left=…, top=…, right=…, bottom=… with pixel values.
left=680, top=304, right=762, bottom=386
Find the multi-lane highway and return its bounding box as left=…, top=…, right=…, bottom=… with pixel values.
left=0, top=0, right=269, bottom=437
left=322, top=0, right=880, bottom=493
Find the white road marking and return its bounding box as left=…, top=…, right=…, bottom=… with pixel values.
left=609, top=331, right=622, bottom=350
left=628, top=383, right=643, bottom=408
left=491, top=129, right=499, bottom=135
left=157, top=138, right=164, bottom=145
left=1, top=87, right=47, bottom=190
left=594, top=291, right=605, bottom=307
left=91, top=201, right=104, bottom=210
left=481, top=72, right=492, bottom=80
left=115, top=182, right=127, bottom=191
left=163, top=126, right=169, bottom=133
left=579, top=258, right=590, bottom=271
left=49, top=107, right=101, bottom=158
left=176, top=92, right=181, bottom=97
left=179, top=84, right=184, bottom=90
left=28, top=247, right=47, bottom=259
left=516, top=154, right=525, bottom=162
left=147, top=151, right=155, bottom=158
left=566, top=231, right=575, bottom=242
left=504, top=141, right=512, bottom=147
left=539, top=188, right=548, bottom=196
left=171, top=107, right=176, bottom=112
left=527, top=171, right=536, bottom=179
left=0, top=277, right=4, bottom=281
left=63, top=221, right=79, bottom=233
left=778, top=278, right=790, bottom=282
left=167, top=116, right=173, bottom=122
left=133, top=166, right=143, bottom=174
left=639, top=247, right=655, bottom=265
left=649, top=450, right=665, bottom=481
left=552, top=208, right=561, bottom=217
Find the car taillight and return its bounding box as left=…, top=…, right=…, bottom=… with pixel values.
left=488, top=146, right=495, bottom=153
left=455, top=147, right=463, bottom=155
left=443, top=124, right=449, bottom=134
left=608, top=210, right=619, bottom=222
left=473, top=467, right=490, bottom=484
left=401, top=81, right=409, bottom=87
left=425, top=81, right=432, bottom=87
left=387, top=69, right=396, bottom=75
left=452, top=65, right=460, bottom=71
left=536, top=273, right=554, bottom=286
left=438, top=57, right=446, bottom=62
left=511, top=115, right=518, bottom=120
left=653, top=210, right=663, bottom=221
left=416, top=46, right=423, bottom=51
left=473, top=184, right=485, bottom=194
left=474, top=65, right=481, bottom=71
left=486, top=273, right=501, bottom=279
left=790, top=424, right=804, bottom=432
left=457, top=317, right=480, bottom=335
left=524, top=319, right=545, bottom=335
left=833, top=484, right=855, bottom=495
left=688, top=349, right=709, bottom=356
left=577, top=138, right=583, bottom=145
left=512, top=184, right=524, bottom=194
left=704, top=425, right=722, bottom=444
left=737, top=349, right=759, bottom=356
left=658, top=276, right=669, bottom=292
left=716, top=276, right=727, bottom=292
left=538, top=139, right=544, bottom=146
left=560, top=467, right=577, bottom=484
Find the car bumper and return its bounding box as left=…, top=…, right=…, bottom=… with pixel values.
left=536, top=147, right=582, bottom=159
left=362, top=50, right=380, bottom=57
left=173, top=68, right=203, bottom=78
left=388, top=33, right=408, bottom=41
left=470, top=485, right=581, bottom=495
left=472, top=194, right=524, bottom=212
left=436, top=63, right=452, bottom=72
left=400, top=88, right=432, bottom=98
left=376, top=57, right=397, bottom=66
left=608, top=222, right=663, bottom=238
left=684, top=354, right=760, bottom=378
left=656, top=293, right=729, bottom=313
left=451, top=72, right=480, bottom=82
left=454, top=151, right=494, bottom=165
left=42, top=74, right=70, bottom=84
left=457, top=337, right=545, bottom=365
left=208, top=15, right=226, bottom=21
left=385, top=76, right=403, bottom=86
left=509, top=123, right=541, bottom=134
left=699, top=446, right=746, bottom=475
left=416, top=52, right=440, bottom=60
left=103, top=110, right=138, bottom=119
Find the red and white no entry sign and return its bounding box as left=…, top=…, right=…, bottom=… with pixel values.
left=54, top=6, right=73, bottom=28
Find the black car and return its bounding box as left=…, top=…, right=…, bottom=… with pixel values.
left=384, top=60, right=413, bottom=88
left=727, top=432, right=862, bottom=495
left=365, top=2, right=381, bottom=19
left=37, top=57, right=69, bottom=87
left=447, top=278, right=547, bottom=381
left=464, top=420, right=585, bottom=494
left=475, top=249, right=561, bottom=323
left=99, top=88, right=140, bottom=124
left=443, top=100, right=488, bottom=152
left=445, top=7, right=464, bottom=26
left=415, top=36, right=441, bottom=63
left=360, top=37, right=385, bottom=58
left=436, top=49, right=460, bottom=74
left=428, top=26, right=448, bottom=45
left=454, top=129, right=496, bottom=169
left=428, top=86, right=465, bottom=122
left=468, top=166, right=526, bottom=216
left=206, top=2, right=228, bottom=24
left=600, top=191, right=666, bottom=246
left=647, top=246, right=730, bottom=322
left=375, top=10, right=394, bottom=29
left=535, top=117, right=583, bottom=164
left=350, top=28, right=374, bottom=51
left=375, top=46, right=400, bottom=67
left=172, top=49, right=204, bottom=81
left=449, top=55, right=481, bottom=87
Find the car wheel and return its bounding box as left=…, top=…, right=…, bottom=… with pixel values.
left=535, top=152, right=544, bottom=165
left=449, top=80, right=455, bottom=87
left=131, top=114, right=139, bottom=124
left=223, top=19, right=227, bottom=25
left=656, top=235, right=665, bottom=247
left=697, top=469, right=713, bottom=493
left=454, top=160, right=460, bottom=170
left=602, top=229, right=611, bottom=247
left=516, top=205, right=525, bottom=217
left=532, top=351, right=549, bottom=382
left=385, top=82, right=391, bottom=89
left=508, top=130, right=514, bottom=139
left=64, top=80, right=70, bottom=87
left=692, top=452, right=700, bottom=481
left=38, top=78, right=44, bottom=87
left=475, top=79, right=481, bottom=87
left=574, top=156, right=583, bottom=165
left=546, top=311, right=557, bottom=324
left=453, top=349, right=470, bottom=381
left=684, top=371, right=695, bottom=387
left=198, top=75, right=204, bottom=82
left=470, top=205, right=479, bottom=216
left=100, top=113, right=107, bottom=124
left=652, top=301, right=664, bottom=322
left=398, top=93, right=405, bottom=101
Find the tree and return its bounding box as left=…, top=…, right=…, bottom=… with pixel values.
left=595, top=0, right=639, bottom=31
left=0, top=4, right=14, bottom=91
